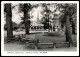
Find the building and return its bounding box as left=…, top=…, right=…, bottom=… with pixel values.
left=49, top=13, right=62, bottom=32
left=30, top=12, right=44, bottom=30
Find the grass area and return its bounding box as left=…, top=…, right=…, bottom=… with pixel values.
left=4, top=41, right=77, bottom=51
left=35, top=34, right=66, bottom=43
left=4, top=31, right=77, bottom=51
left=4, top=31, right=77, bottom=43
left=4, top=31, right=77, bottom=42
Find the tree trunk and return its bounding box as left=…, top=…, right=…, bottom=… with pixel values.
left=24, top=4, right=30, bottom=35
left=72, top=21, right=76, bottom=34
left=48, top=14, right=50, bottom=32
left=66, top=15, right=73, bottom=44
left=6, top=4, right=13, bottom=41
left=61, top=24, right=64, bottom=31
left=53, top=25, right=55, bottom=31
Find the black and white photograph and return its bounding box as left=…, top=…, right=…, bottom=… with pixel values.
left=1, top=1, right=79, bottom=56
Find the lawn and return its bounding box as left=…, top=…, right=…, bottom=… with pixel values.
left=4, top=31, right=77, bottom=43
left=35, top=34, right=66, bottom=43
left=4, top=31, right=77, bottom=51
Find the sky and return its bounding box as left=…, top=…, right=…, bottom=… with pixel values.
left=4, top=3, right=60, bottom=24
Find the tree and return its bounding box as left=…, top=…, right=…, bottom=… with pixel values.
left=41, top=3, right=52, bottom=31
left=19, top=3, right=39, bottom=35
left=18, top=3, right=32, bottom=35
left=23, top=4, right=31, bottom=35
left=4, top=22, right=18, bottom=30
left=71, top=4, right=77, bottom=34
left=58, top=4, right=77, bottom=44
left=40, top=3, right=58, bottom=32
left=4, top=4, right=13, bottom=42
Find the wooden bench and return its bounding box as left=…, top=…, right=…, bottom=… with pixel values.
left=13, top=35, right=20, bottom=40
left=25, top=39, right=71, bottom=49
left=25, top=39, right=39, bottom=49
left=73, top=41, right=77, bottom=47
left=37, top=42, right=70, bottom=49
left=54, top=42, right=70, bottom=48
left=25, top=42, right=36, bottom=49
left=25, top=42, right=72, bottom=49
left=38, top=43, right=54, bottom=49
left=25, top=42, right=54, bottom=49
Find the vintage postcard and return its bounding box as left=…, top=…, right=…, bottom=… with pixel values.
left=1, top=1, right=79, bottom=56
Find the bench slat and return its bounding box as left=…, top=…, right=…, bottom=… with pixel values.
left=55, top=42, right=70, bottom=44
left=39, top=43, right=53, bottom=45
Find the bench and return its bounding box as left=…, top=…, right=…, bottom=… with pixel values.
left=74, top=41, right=77, bottom=47
left=54, top=42, right=70, bottom=48
left=72, top=41, right=77, bottom=47
left=38, top=42, right=70, bottom=49
left=38, top=43, right=54, bottom=49
left=25, top=38, right=73, bottom=49
left=25, top=42, right=36, bottom=49
left=25, top=39, right=39, bottom=49
left=13, top=35, right=20, bottom=40
left=25, top=41, right=71, bottom=49
left=25, top=42, right=54, bottom=49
